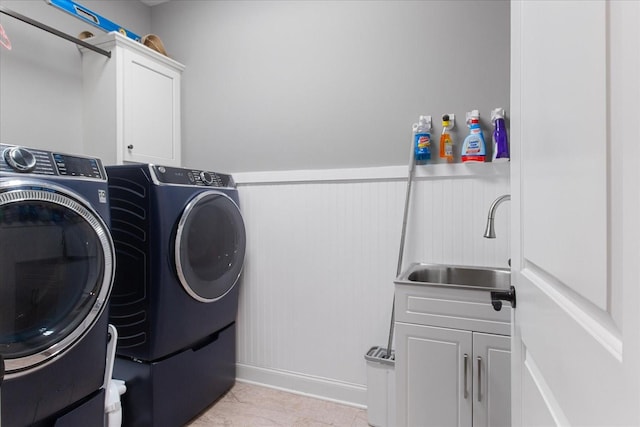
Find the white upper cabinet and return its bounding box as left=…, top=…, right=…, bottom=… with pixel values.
left=80, top=32, right=184, bottom=167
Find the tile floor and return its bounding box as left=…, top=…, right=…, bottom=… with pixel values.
left=187, top=381, right=369, bottom=426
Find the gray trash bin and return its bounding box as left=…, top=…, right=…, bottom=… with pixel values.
left=364, top=346, right=395, bottom=427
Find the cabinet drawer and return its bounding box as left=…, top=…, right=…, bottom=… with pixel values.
left=395, top=284, right=511, bottom=335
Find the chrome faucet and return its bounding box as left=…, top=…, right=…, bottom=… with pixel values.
left=483, top=194, right=510, bottom=238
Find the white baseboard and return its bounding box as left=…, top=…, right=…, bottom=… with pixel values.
left=236, top=363, right=367, bottom=409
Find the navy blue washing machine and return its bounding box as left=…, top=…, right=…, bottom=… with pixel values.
left=105, top=163, right=246, bottom=427
left=0, top=144, right=115, bottom=427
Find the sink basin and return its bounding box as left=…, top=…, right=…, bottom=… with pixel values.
left=395, top=262, right=510, bottom=290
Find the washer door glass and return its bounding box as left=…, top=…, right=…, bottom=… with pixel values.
left=0, top=183, right=114, bottom=375
left=175, top=191, right=246, bottom=302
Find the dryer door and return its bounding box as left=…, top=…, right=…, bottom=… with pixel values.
left=0, top=180, right=115, bottom=377
left=175, top=190, right=246, bottom=302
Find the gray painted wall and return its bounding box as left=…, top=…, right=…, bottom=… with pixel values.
left=1, top=1, right=509, bottom=172
left=152, top=0, right=510, bottom=173
left=0, top=0, right=150, bottom=154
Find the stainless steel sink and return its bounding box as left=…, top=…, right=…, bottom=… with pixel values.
left=395, top=262, right=511, bottom=290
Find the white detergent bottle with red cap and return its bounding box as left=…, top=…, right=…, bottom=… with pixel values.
left=461, top=110, right=486, bottom=163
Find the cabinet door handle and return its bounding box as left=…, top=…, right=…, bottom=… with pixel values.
left=127, top=144, right=134, bottom=150
left=463, top=353, right=469, bottom=399
left=477, top=356, right=482, bottom=402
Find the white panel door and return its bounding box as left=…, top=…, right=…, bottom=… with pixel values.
left=511, top=1, right=639, bottom=425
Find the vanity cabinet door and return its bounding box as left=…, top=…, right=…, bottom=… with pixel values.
left=396, top=322, right=473, bottom=427
left=472, top=332, right=511, bottom=427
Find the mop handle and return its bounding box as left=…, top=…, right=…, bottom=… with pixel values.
left=386, top=127, right=418, bottom=357
left=396, top=152, right=417, bottom=277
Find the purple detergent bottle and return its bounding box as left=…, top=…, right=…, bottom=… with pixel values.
left=491, top=108, right=510, bottom=162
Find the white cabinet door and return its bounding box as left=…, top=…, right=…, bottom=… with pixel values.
left=122, top=49, right=181, bottom=166
left=473, top=332, right=510, bottom=427
left=81, top=32, right=184, bottom=167
left=396, top=322, right=473, bottom=427
left=511, top=1, right=640, bottom=425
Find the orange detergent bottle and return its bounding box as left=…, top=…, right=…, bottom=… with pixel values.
left=439, top=114, right=454, bottom=162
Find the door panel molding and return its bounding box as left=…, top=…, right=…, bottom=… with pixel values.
left=522, top=347, right=568, bottom=427
left=522, top=262, right=622, bottom=359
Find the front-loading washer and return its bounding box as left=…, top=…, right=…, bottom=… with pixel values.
left=105, top=163, right=246, bottom=426
left=0, top=144, right=115, bottom=426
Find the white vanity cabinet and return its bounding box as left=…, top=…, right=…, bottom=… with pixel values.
left=80, top=32, right=185, bottom=166
left=395, top=284, right=511, bottom=427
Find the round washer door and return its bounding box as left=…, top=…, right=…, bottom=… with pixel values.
left=0, top=180, right=115, bottom=377
left=175, top=190, right=246, bottom=302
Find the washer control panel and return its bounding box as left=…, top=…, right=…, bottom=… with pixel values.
left=0, top=144, right=105, bottom=180
left=152, top=165, right=233, bottom=188
left=4, top=145, right=37, bottom=172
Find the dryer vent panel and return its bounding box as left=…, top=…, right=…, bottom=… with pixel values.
left=108, top=172, right=151, bottom=352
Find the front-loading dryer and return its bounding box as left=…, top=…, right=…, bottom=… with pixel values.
left=105, top=163, right=246, bottom=426
left=106, top=163, right=246, bottom=361
left=0, top=144, right=115, bottom=427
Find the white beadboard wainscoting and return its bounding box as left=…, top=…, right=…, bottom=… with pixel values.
left=232, top=163, right=510, bottom=407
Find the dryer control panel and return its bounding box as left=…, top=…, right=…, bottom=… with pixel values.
left=0, top=144, right=106, bottom=180
left=151, top=165, right=234, bottom=188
